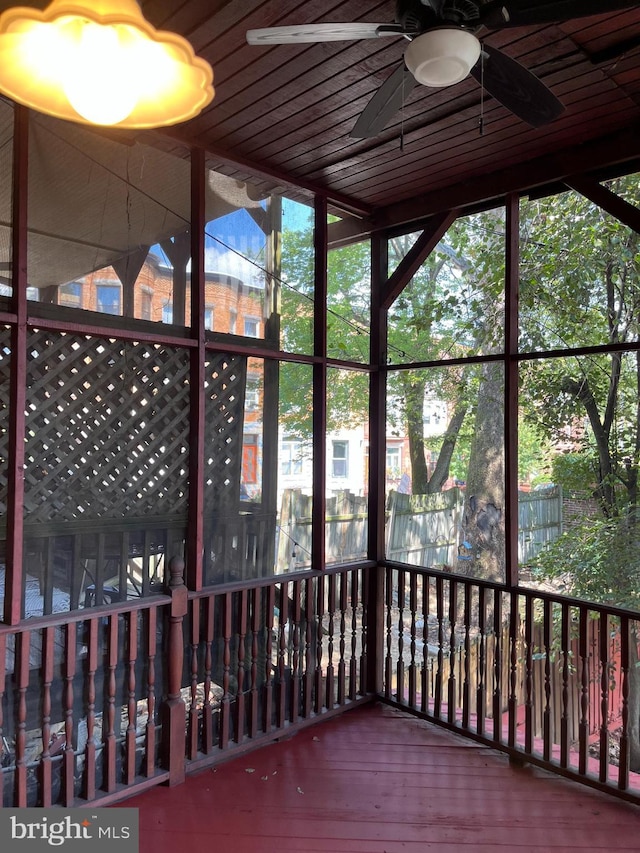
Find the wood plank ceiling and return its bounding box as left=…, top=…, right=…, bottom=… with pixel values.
left=6, top=1, right=640, bottom=231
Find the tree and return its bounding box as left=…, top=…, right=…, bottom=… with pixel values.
left=458, top=361, right=505, bottom=582
left=387, top=210, right=507, bottom=505
left=520, top=178, right=640, bottom=522
left=521, top=176, right=640, bottom=769
left=280, top=225, right=371, bottom=437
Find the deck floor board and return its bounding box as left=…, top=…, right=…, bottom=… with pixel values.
left=124, top=703, right=640, bottom=852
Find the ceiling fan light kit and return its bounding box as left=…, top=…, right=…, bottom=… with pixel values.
left=0, top=0, right=214, bottom=128
left=404, top=29, right=481, bottom=87
left=244, top=0, right=640, bottom=137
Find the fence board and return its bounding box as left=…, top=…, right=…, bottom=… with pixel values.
left=277, top=487, right=562, bottom=573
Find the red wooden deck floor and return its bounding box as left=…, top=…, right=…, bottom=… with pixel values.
left=124, top=703, right=640, bottom=852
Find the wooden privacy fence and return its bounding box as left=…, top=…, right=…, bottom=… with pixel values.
left=518, top=486, right=563, bottom=564
left=382, top=566, right=640, bottom=800
left=386, top=490, right=461, bottom=566
left=277, top=490, right=369, bottom=570
left=277, top=487, right=563, bottom=571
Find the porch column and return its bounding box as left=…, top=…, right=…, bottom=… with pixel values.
left=160, top=556, right=188, bottom=785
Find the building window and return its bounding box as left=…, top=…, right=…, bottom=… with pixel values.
left=281, top=440, right=304, bottom=476
left=229, top=309, right=237, bottom=335
left=162, top=303, right=173, bottom=324
left=332, top=440, right=348, bottom=478
left=204, top=306, right=214, bottom=331
left=244, top=317, right=259, bottom=337
left=96, top=284, right=121, bottom=315
left=140, top=291, right=153, bottom=320
left=245, top=378, right=260, bottom=411
left=386, top=446, right=401, bottom=477
left=59, top=281, right=82, bottom=307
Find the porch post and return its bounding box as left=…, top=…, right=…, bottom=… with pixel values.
left=5, top=104, right=29, bottom=625
left=160, top=556, right=188, bottom=785
left=504, top=193, right=520, bottom=588
left=312, top=195, right=327, bottom=570
left=365, top=232, right=388, bottom=694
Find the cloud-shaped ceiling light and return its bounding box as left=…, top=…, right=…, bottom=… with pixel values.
left=0, top=0, right=214, bottom=128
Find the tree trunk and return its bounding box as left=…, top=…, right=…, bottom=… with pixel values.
left=426, top=403, right=468, bottom=493
left=404, top=373, right=430, bottom=494
left=458, top=361, right=505, bottom=582
left=560, top=372, right=616, bottom=515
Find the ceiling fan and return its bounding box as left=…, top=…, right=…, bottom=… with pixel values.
left=246, top=0, right=640, bottom=138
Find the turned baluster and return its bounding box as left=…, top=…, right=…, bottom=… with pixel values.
left=62, top=622, right=76, bottom=805
left=338, top=572, right=348, bottom=706
left=202, top=595, right=215, bottom=753
left=84, top=619, right=98, bottom=799
left=40, top=626, right=55, bottom=806
left=144, top=607, right=157, bottom=778
left=188, top=599, right=201, bottom=760
left=124, top=612, right=138, bottom=784
left=15, top=631, right=30, bottom=807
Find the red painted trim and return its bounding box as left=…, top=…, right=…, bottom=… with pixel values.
left=381, top=210, right=459, bottom=311
left=187, top=147, right=206, bottom=591
left=504, top=194, right=520, bottom=588
left=25, top=314, right=198, bottom=347
left=369, top=232, right=387, bottom=561
left=312, top=196, right=327, bottom=571
left=4, top=106, right=28, bottom=625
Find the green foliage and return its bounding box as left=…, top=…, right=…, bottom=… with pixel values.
left=326, top=242, right=370, bottom=362
left=280, top=225, right=315, bottom=355
left=519, top=175, right=640, bottom=520
left=520, top=177, right=640, bottom=352
left=551, top=453, right=596, bottom=494
left=280, top=176, right=640, bottom=531
left=280, top=228, right=370, bottom=434
left=387, top=210, right=505, bottom=364
left=518, top=419, right=554, bottom=486
left=385, top=211, right=509, bottom=492
left=278, top=361, right=313, bottom=438
left=532, top=511, right=640, bottom=610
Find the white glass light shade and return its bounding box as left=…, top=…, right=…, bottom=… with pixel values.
left=0, top=0, right=214, bottom=128
left=405, top=29, right=481, bottom=88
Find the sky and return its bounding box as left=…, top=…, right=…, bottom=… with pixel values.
left=153, top=197, right=313, bottom=286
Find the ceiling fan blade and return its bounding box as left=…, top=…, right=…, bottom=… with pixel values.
left=470, top=44, right=564, bottom=127
left=246, top=22, right=404, bottom=45
left=350, top=65, right=417, bottom=138
left=481, top=0, right=640, bottom=27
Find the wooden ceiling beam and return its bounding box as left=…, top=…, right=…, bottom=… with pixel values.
left=564, top=174, right=640, bottom=233
left=372, top=122, right=640, bottom=234
left=381, top=210, right=458, bottom=311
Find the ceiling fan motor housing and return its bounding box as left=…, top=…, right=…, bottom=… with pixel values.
left=396, top=0, right=481, bottom=29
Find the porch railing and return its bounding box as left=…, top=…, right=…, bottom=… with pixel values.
left=0, top=595, right=171, bottom=807
left=182, top=566, right=369, bottom=772
left=381, top=563, right=640, bottom=804
left=0, top=564, right=369, bottom=807
left=3, top=561, right=639, bottom=808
